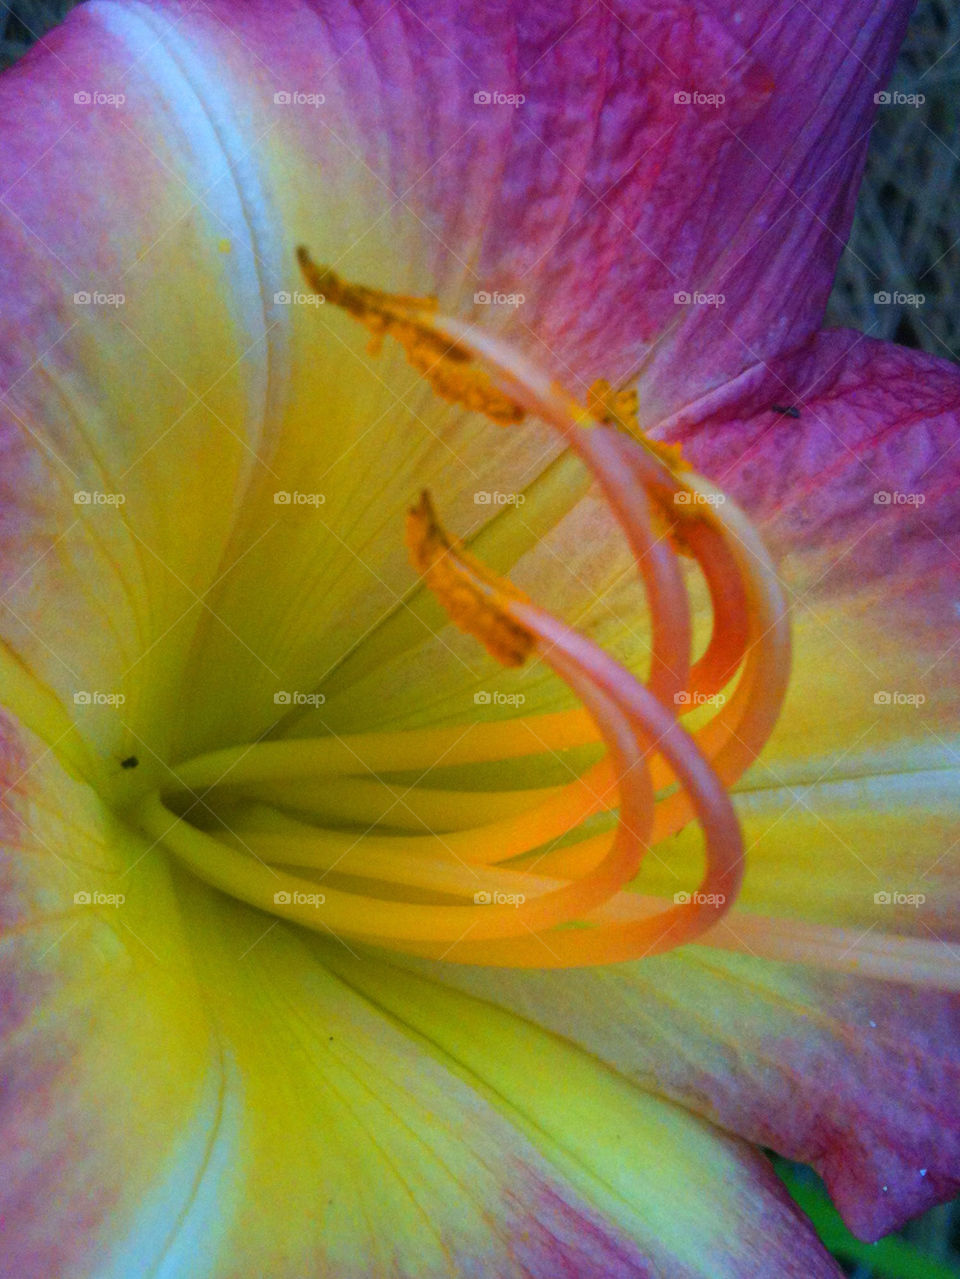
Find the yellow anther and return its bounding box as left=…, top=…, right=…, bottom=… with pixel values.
left=587, top=377, right=638, bottom=433
left=586, top=376, right=686, bottom=471
left=297, top=247, right=525, bottom=425
left=406, top=491, right=535, bottom=667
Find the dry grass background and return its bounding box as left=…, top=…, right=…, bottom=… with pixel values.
left=826, top=0, right=960, bottom=364
left=1, top=1, right=959, bottom=1276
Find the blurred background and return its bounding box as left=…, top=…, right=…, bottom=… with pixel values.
left=825, top=0, right=959, bottom=365
left=2, top=0, right=959, bottom=1275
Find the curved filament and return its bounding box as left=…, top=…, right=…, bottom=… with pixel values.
left=147, top=266, right=790, bottom=968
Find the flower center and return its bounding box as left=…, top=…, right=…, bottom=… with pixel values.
left=133, top=254, right=791, bottom=969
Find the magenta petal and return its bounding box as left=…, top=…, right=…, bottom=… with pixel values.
left=54, top=0, right=912, bottom=405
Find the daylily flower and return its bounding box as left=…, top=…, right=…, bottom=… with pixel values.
left=2, top=0, right=958, bottom=1275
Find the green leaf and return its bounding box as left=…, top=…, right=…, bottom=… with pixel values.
left=775, top=1163, right=957, bottom=1279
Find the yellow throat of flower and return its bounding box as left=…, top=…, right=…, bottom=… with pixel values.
left=132, top=249, right=791, bottom=969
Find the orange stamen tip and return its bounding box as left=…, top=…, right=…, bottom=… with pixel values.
left=586, top=377, right=687, bottom=471
left=587, top=377, right=638, bottom=432
left=406, top=490, right=535, bottom=667
left=297, top=245, right=525, bottom=427
left=648, top=437, right=687, bottom=471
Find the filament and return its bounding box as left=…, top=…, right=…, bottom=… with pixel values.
left=142, top=260, right=793, bottom=968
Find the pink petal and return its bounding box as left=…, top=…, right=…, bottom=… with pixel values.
left=61, top=0, right=914, bottom=401
left=399, top=331, right=960, bottom=1241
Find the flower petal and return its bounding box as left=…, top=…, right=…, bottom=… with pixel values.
left=172, top=0, right=913, bottom=414
left=0, top=718, right=228, bottom=1279
left=385, top=331, right=960, bottom=1241
left=0, top=2, right=293, bottom=766
left=1, top=0, right=915, bottom=763
left=182, top=0, right=914, bottom=738
left=312, top=944, right=844, bottom=1279
left=1, top=716, right=841, bottom=1277
left=392, top=948, right=960, bottom=1241
left=663, top=331, right=960, bottom=940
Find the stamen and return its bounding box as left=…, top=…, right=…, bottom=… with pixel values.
left=587, top=376, right=686, bottom=472
left=166, top=708, right=597, bottom=793
left=149, top=258, right=794, bottom=970
left=405, top=489, right=535, bottom=666
left=297, top=247, right=525, bottom=424
left=137, top=636, right=655, bottom=943
left=586, top=377, right=639, bottom=433
left=370, top=596, right=744, bottom=966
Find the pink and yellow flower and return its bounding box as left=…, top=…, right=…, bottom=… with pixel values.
left=1, top=1, right=958, bottom=1275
